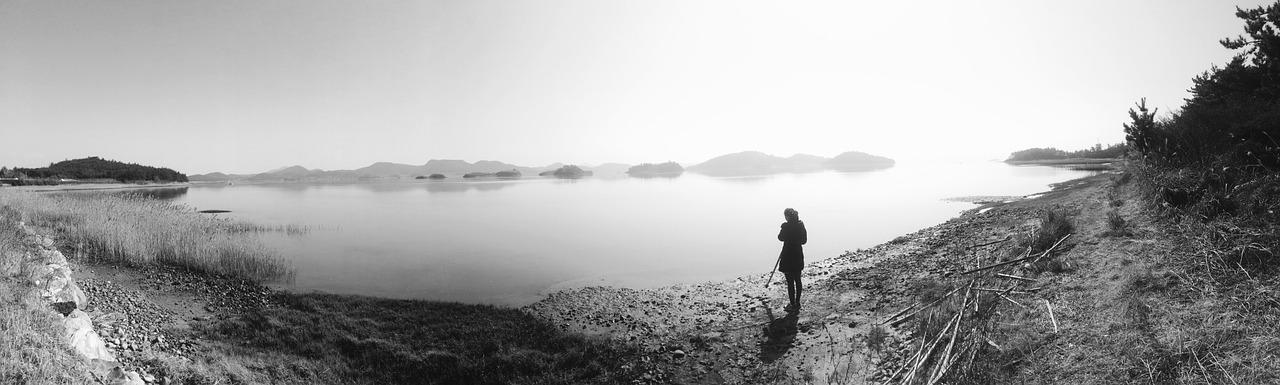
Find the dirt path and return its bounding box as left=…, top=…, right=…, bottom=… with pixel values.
left=524, top=174, right=1112, bottom=384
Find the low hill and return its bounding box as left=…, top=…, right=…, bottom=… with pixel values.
left=824, top=151, right=895, bottom=171
left=626, top=162, right=684, bottom=177
left=687, top=150, right=895, bottom=176
left=9, top=157, right=187, bottom=183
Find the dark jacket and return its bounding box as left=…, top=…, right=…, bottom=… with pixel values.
left=777, top=220, right=807, bottom=272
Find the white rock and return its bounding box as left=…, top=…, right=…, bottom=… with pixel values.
left=39, top=249, right=67, bottom=265
left=105, top=367, right=144, bottom=385
left=63, top=310, right=116, bottom=362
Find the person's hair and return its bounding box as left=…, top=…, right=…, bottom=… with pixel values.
left=784, top=208, right=799, bottom=222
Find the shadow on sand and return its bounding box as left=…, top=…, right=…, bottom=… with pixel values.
left=757, top=305, right=799, bottom=364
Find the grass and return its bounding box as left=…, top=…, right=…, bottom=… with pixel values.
left=0, top=210, right=96, bottom=385
left=0, top=189, right=296, bottom=283
left=136, top=293, right=647, bottom=384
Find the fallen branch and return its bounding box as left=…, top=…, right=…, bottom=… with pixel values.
left=1031, top=233, right=1073, bottom=263
left=883, top=286, right=963, bottom=325
left=995, top=273, right=1033, bottom=281
left=960, top=233, right=1072, bottom=275
left=972, top=287, right=1034, bottom=294
left=997, top=293, right=1026, bottom=309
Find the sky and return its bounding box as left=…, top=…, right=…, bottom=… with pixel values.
left=2, top=0, right=1273, bottom=175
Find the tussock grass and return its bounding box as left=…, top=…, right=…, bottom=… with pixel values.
left=1104, top=210, right=1131, bottom=237
left=0, top=189, right=296, bottom=283
left=0, top=216, right=96, bottom=385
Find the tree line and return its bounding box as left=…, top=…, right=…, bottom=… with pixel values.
left=1, top=157, right=188, bottom=184
left=1006, top=143, right=1127, bottom=162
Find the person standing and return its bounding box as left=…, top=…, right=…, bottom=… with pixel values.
left=778, top=208, right=807, bottom=312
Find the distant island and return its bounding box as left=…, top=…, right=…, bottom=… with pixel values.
left=626, top=162, right=684, bottom=177
left=1, top=156, right=187, bottom=186
left=1005, top=143, right=1126, bottom=162
left=538, top=165, right=592, bottom=178
left=190, top=160, right=632, bottom=183
left=464, top=169, right=522, bottom=179
left=184, top=150, right=896, bottom=183
left=685, top=150, right=894, bottom=176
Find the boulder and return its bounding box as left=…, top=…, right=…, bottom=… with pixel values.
left=51, top=280, right=88, bottom=309
left=63, top=310, right=116, bottom=363
left=39, top=249, right=67, bottom=265
left=105, top=367, right=144, bottom=385
left=39, top=265, right=73, bottom=297
left=23, top=263, right=57, bottom=286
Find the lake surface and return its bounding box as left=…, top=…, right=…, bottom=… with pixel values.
left=162, top=161, right=1096, bottom=306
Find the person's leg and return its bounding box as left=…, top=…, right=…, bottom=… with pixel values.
left=793, top=272, right=803, bottom=309
left=784, top=272, right=799, bottom=310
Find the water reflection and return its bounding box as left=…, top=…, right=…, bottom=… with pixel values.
left=162, top=162, right=1096, bottom=306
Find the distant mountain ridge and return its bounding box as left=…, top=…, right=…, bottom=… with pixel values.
left=686, top=150, right=894, bottom=176
left=188, top=150, right=895, bottom=182
left=189, top=160, right=627, bottom=182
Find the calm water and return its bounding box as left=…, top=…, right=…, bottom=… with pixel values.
left=162, top=161, right=1095, bottom=306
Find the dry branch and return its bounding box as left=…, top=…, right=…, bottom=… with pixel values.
left=996, top=273, right=1034, bottom=281
left=1044, top=300, right=1059, bottom=333
left=960, top=233, right=1072, bottom=275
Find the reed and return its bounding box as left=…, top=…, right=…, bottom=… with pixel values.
left=0, top=189, right=296, bottom=283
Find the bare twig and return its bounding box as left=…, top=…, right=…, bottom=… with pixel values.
left=959, top=234, right=1072, bottom=276
left=997, top=293, right=1027, bottom=309
left=1031, top=234, right=1074, bottom=264
left=996, top=273, right=1034, bottom=281
left=967, top=236, right=1012, bottom=250
left=1044, top=300, right=1059, bottom=333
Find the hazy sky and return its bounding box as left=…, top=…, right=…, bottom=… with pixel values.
left=2, top=0, right=1271, bottom=174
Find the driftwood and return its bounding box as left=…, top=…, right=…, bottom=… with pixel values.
left=960, top=233, right=1073, bottom=275
left=996, top=273, right=1033, bottom=281
left=883, top=286, right=963, bottom=325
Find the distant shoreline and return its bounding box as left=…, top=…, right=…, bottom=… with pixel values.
left=5, top=182, right=190, bottom=192
left=1004, top=157, right=1119, bottom=165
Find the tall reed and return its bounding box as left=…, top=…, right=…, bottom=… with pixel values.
left=0, top=189, right=296, bottom=283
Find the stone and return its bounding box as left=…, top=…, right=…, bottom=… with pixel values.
left=105, top=367, right=144, bottom=385
left=52, top=280, right=88, bottom=308
left=672, top=350, right=687, bottom=359
left=39, top=249, right=67, bottom=265
left=22, top=263, right=57, bottom=286
left=63, top=309, right=116, bottom=362
left=39, top=265, right=73, bottom=296
left=41, top=237, right=54, bottom=248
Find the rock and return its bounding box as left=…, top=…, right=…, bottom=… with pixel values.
left=672, top=350, right=687, bottom=359
left=63, top=309, right=116, bottom=362
left=52, top=280, right=88, bottom=308
left=105, top=367, right=144, bottom=385
left=41, top=236, right=54, bottom=248
left=39, top=249, right=67, bottom=265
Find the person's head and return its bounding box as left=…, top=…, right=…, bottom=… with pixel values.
left=784, top=208, right=799, bottom=223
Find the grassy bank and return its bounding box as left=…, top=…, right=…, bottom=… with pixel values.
left=0, top=189, right=296, bottom=283
left=0, top=209, right=96, bottom=385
